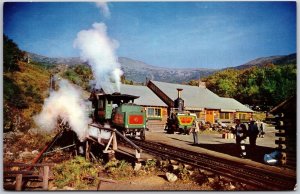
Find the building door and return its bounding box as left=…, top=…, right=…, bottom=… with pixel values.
left=206, top=110, right=214, bottom=124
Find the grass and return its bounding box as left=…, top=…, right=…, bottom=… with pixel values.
left=52, top=156, right=100, bottom=190
left=4, top=61, right=51, bottom=132
left=104, top=160, right=135, bottom=180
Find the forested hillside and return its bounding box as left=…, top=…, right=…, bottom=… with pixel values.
left=3, top=35, right=51, bottom=132
left=199, top=64, right=296, bottom=109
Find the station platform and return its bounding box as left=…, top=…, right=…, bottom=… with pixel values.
left=144, top=126, right=296, bottom=178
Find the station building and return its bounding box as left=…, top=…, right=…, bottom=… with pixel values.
left=100, top=81, right=253, bottom=131
left=146, top=80, right=253, bottom=125
left=118, top=84, right=168, bottom=130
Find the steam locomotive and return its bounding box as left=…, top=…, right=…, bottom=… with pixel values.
left=165, top=89, right=197, bottom=134
left=89, top=90, right=147, bottom=140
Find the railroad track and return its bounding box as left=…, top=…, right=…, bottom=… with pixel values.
left=129, top=139, right=296, bottom=191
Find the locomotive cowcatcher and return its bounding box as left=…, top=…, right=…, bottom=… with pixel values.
left=89, top=89, right=147, bottom=140
left=165, top=88, right=197, bottom=134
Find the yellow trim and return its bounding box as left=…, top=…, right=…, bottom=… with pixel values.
left=146, top=107, right=162, bottom=118
left=177, top=115, right=195, bottom=126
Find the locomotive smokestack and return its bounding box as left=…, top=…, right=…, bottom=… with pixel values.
left=174, top=88, right=184, bottom=112
left=177, top=88, right=183, bottom=98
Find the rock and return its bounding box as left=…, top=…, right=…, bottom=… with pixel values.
left=218, top=175, right=230, bottom=181
left=183, top=164, right=193, bottom=170
left=208, top=178, right=215, bottom=183
left=19, top=150, right=32, bottom=159
left=15, top=130, right=24, bottom=137
left=166, top=172, right=178, bottom=182
left=134, top=162, right=142, bottom=171
left=5, top=151, right=13, bottom=156
left=28, top=128, right=39, bottom=135
left=172, top=165, right=179, bottom=170
left=32, top=150, right=39, bottom=155
left=188, top=170, right=194, bottom=175
left=160, top=160, right=169, bottom=167
left=63, top=186, right=75, bottom=190
left=229, top=182, right=236, bottom=190
left=50, top=187, right=57, bottom=190
left=11, top=166, right=19, bottom=171
left=200, top=169, right=214, bottom=177
left=169, top=159, right=178, bottom=165
left=3, top=132, right=15, bottom=140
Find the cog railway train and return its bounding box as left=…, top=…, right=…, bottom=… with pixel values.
left=164, top=89, right=197, bottom=134
left=89, top=90, right=147, bottom=140
left=89, top=87, right=197, bottom=140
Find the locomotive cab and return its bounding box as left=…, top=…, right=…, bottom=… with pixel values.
left=89, top=91, right=147, bottom=140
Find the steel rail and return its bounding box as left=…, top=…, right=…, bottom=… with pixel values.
left=130, top=139, right=296, bottom=191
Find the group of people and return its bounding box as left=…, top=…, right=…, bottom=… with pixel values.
left=189, top=118, right=266, bottom=159
left=234, top=118, right=265, bottom=158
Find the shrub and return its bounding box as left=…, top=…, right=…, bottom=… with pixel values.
left=104, top=160, right=134, bottom=179
left=143, top=159, right=157, bottom=172
left=4, top=76, right=28, bottom=109
left=52, top=156, right=99, bottom=189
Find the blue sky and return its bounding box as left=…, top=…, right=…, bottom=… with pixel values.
left=4, top=2, right=296, bottom=69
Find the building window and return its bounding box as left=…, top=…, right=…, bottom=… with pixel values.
left=147, top=107, right=162, bottom=119
left=239, top=113, right=246, bottom=120
left=220, top=112, right=230, bottom=119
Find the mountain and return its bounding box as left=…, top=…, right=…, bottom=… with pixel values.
left=118, top=57, right=216, bottom=83
left=232, top=53, right=296, bottom=70
left=27, top=52, right=84, bottom=66
left=27, top=52, right=296, bottom=83
left=26, top=52, right=216, bottom=83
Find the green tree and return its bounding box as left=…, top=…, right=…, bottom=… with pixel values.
left=121, top=75, right=135, bottom=85
left=187, top=80, right=199, bottom=86
left=62, top=64, right=94, bottom=90
left=203, top=69, right=239, bottom=97
left=262, top=64, right=296, bottom=105
left=3, top=34, right=23, bottom=72
left=202, top=64, right=296, bottom=107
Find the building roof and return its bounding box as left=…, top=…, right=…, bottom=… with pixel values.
left=150, top=81, right=221, bottom=110
left=219, top=97, right=254, bottom=113
left=119, top=84, right=167, bottom=107
left=150, top=81, right=253, bottom=112
left=270, top=96, right=296, bottom=115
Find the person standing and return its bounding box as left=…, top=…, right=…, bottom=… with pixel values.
left=258, top=121, right=266, bottom=138
left=248, top=119, right=259, bottom=156
left=192, top=120, right=200, bottom=145
left=235, top=119, right=248, bottom=158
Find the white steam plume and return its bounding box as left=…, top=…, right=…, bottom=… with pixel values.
left=96, top=1, right=111, bottom=18
left=73, top=22, right=123, bottom=93
left=34, top=79, right=89, bottom=141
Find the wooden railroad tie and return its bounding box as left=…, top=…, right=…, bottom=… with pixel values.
left=4, top=163, right=54, bottom=191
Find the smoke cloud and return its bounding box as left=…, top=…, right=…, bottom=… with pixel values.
left=34, top=79, right=90, bottom=141
left=96, top=1, right=111, bottom=18
left=73, top=22, right=123, bottom=93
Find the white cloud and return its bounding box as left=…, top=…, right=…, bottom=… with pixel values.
left=96, top=1, right=111, bottom=18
